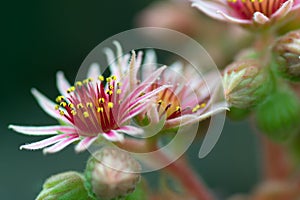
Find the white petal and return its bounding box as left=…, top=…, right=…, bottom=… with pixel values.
left=87, top=63, right=101, bottom=80
left=20, top=134, right=74, bottom=150
left=142, top=50, right=157, bottom=80
left=8, top=125, right=76, bottom=135
left=43, top=136, right=80, bottom=154
left=117, top=125, right=144, bottom=136
left=75, top=137, right=97, bottom=152
left=253, top=12, right=270, bottom=24
left=56, top=71, right=71, bottom=97
left=31, top=88, right=70, bottom=125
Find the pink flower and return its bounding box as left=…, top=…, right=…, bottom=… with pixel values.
left=142, top=61, right=228, bottom=129
left=9, top=51, right=167, bottom=154
left=191, top=0, right=300, bottom=25
left=105, top=42, right=228, bottom=129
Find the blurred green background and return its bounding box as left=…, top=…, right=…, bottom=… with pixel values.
left=1, top=1, right=259, bottom=199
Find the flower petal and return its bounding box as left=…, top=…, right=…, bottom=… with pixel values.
left=142, top=50, right=157, bottom=80
left=87, top=63, right=101, bottom=81
left=75, top=137, right=97, bottom=152
left=272, top=0, right=294, bottom=19
left=8, top=125, right=76, bottom=136
left=43, top=136, right=80, bottom=154
left=117, top=125, right=144, bottom=136
left=253, top=12, right=270, bottom=24
left=20, top=133, right=75, bottom=150
left=103, top=130, right=124, bottom=142
left=216, top=10, right=253, bottom=24
left=31, top=88, right=70, bottom=125
left=56, top=71, right=71, bottom=97
left=165, top=103, right=228, bottom=128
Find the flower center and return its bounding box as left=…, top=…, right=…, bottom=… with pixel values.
left=227, top=0, right=287, bottom=19
left=55, top=75, right=122, bottom=136
left=153, top=83, right=207, bottom=120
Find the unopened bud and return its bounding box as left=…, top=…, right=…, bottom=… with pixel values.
left=274, top=30, right=300, bottom=81
left=255, top=88, right=300, bottom=141
left=223, top=60, right=270, bottom=109
left=85, top=147, right=141, bottom=200
left=36, top=171, right=92, bottom=200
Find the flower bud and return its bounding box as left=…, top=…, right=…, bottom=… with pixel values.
left=85, top=147, right=141, bottom=200
left=255, top=88, right=300, bottom=141
left=36, top=171, right=92, bottom=200
left=223, top=60, right=270, bottom=109
left=273, top=30, right=300, bottom=81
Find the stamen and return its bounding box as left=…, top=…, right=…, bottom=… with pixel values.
left=83, top=112, right=89, bottom=118
left=77, top=103, right=84, bottom=109
left=98, top=75, right=104, bottom=81
left=97, top=107, right=104, bottom=113
left=108, top=102, right=114, bottom=108
left=86, top=102, right=93, bottom=108
left=67, top=86, right=75, bottom=93
left=56, top=96, right=65, bottom=103
left=60, top=102, right=67, bottom=107
left=75, top=81, right=82, bottom=87
left=99, top=98, right=105, bottom=103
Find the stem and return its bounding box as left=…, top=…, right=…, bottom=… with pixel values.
left=164, top=157, right=214, bottom=200
left=118, top=138, right=214, bottom=199
left=261, top=136, right=292, bottom=181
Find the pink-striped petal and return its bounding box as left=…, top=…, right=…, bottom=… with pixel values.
left=8, top=125, right=76, bottom=136
left=31, top=88, right=70, bottom=125
left=19, top=133, right=75, bottom=150
left=56, top=71, right=71, bottom=97
left=102, top=130, right=124, bottom=142
left=117, top=125, right=144, bottom=136
left=216, top=10, right=253, bottom=24
left=75, top=137, right=97, bottom=152
left=272, top=0, right=294, bottom=19
left=165, top=103, right=228, bottom=128
left=43, top=136, right=80, bottom=154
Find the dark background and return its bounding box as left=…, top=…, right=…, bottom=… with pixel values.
left=1, top=1, right=259, bottom=199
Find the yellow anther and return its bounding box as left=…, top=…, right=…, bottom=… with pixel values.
left=117, top=89, right=122, bottom=94
left=98, top=75, right=104, bottom=81
left=67, top=86, right=75, bottom=93
left=139, top=92, right=145, bottom=96
left=77, top=103, right=84, bottom=109
left=56, top=96, right=64, bottom=103
left=83, top=79, right=89, bottom=84
left=106, top=90, right=113, bottom=95
left=75, top=81, right=82, bottom=87
left=71, top=110, right=77, bottom=115
left=59, top=110, right=65, bottom=116
left=83, top=112, right=89, bottom=118
left=106, top=77, right=112, bottom=82
left=108, top=102, right=114, bottom=108
left=60, top=102, right=67, bottom=107
left=109, top=85, right=114, bottom=90
left=158, top=100, right=163, bottom=105
left=111, top=75, right=117, bottom=80
left=86, top=102, right=93, bottom=108
left=97, top=107, right=104, bottom=113
left=192, top=105, right=201, bottom=113
left=200, top=103, right=206, bottom=108
left=68, top=103, right=74, bottom=108
left=117, top=82, right=122, bottom=87
left=88, top=77, right=93, bottom=82
left=55, top=105, right=60, bottom=110
left=176, top=106, right=181, bottom=111
left=99, top=98, right=105, bottom=103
